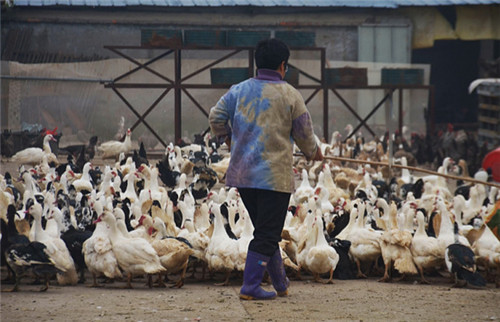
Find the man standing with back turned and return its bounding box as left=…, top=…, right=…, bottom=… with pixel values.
left=209, top=38, right=323, bottom=300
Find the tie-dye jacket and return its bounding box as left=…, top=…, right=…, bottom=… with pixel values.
left=209, top=69, right=318, bottom=193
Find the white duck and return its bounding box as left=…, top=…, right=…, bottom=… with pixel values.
left=35, top=154, right=52, bottom=178
left=150, top=200, right=178, bottom=237
left=410, top=210, right=445, bottom=284
left=44, top=200, right=63, bottom=239
left=471, top=223, right=500, bottom=288
left=452, top=194, right=475, bottom=237
left=28, top=202, right=79, bottom=286
left=378, top=201, right=418, bottom=282
left=303, top=211, right=339, bottom=283
left=128, top=214, right=154, bottom=241
left=329, top=130, right=342, bottom=147
left=11, top=134, right=58, bottom=166
left=150, top=217, right=194, bottom=288
left=113, top=207, right=132, bottom=238
left=172, top=173, right=189, bottom=200
left=322, top=163, right=350, bottom=203
left=294, top=169, right=314, bottom=204
left=436, top=199, right=471, bottom=251
left=95, top=166, right=116, bottom=199
left=205, top=203, right=238, bottom=285
left=335, top=204, right=358, bottom=241
left=313, top=173, right=334, bottom=214
left=395, top=156, right=413, bottom=185
left=121, top=166, right=139, bottom=204
left=177, top=199, right=195, bottom=230
left=462, top=184, right=487, bottom=224
left=82, top=201, right=122, bottom=287
left=137, top=164, right=168, bottom=206
left=194, top=202, right=211, bottom=233
left=374, top=198, right=391, bottom=231
left=346, top=201, right=382, bottom=278
left=226, top=199, right=244, bottom=238
left=421, top=157, right=454, bottom=199
left=296, top=210, right=318, bottom=280
left=97, top=210, right=165, bottom=288
left=235, top=210, right=254, bottom=271
left=98, top=128, right=133, bottom=159
left=72, top=162, right=94, bottom=193
left=294, top=197, right=318, bottom=244
left=111, top=173, right=122, bottom=199
left=281, top=207, right=302, bottom=263
left=177, top=217, right=210, bottom=266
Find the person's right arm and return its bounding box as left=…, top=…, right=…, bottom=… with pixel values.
left=290, top=93, right=323, bottom=161
left=209, top=90, right=234, bottom=145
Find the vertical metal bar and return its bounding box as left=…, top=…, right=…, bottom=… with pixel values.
left=249, top=48, right=255, bottom=77
left=398, top=87, right=403, bottom=135
left=429, top=85, right=435, bottom=135
left=175, top=49, right=182, bottom=143
left=388, top=92, right=393, bottom=174
left=321, top=48, right=328, bottom=141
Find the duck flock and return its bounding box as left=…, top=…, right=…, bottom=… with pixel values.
left=1, top=127, right=499, bottom=293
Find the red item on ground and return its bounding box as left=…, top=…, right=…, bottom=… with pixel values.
left=482, top=147, right=500, bottom=182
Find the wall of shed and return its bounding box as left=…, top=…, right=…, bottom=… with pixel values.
left=0, top=7, right=435, bottom=146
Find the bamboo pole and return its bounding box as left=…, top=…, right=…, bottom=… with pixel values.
left=293, top=153, right=500, bottom=189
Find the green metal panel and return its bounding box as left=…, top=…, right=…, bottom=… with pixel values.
left=275, top=31, right=316, bottom=47
left=325, top=67, right=368, bottom=86
left=381, top=68, right=424, bottom=85
left=227, top=31, right=270, bottom=47
left=184, top=30, right=227, bottom=47
left=210, top=67, right=250, bottom=85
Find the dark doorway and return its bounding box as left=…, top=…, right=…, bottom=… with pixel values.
left=413, top=40, right=480, bottom=129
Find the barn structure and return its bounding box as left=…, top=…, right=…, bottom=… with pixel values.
left=1, top=0, right=499, bottom=149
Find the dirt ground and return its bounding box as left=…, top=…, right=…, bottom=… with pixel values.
left=1, top=157, right=500, bottom=322
left=1, top=270, right=500, bottom=322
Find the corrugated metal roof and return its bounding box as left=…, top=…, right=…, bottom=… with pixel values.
left=395, top=0, right=498, bottom=5
left=12, top=0, right=500, bottom=7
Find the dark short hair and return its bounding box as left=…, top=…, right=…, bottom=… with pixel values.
left=254, top=38, right=290, bottom=70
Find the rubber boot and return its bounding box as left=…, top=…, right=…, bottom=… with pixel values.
left=240, top=251, right=277, bottom=300
left=267, top=248, right=289, bottom=296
